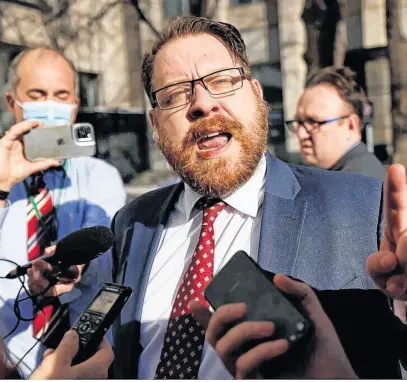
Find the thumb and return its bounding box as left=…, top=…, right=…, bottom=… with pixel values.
left=53, top=330, right=79, bottom=364
left=273, top=274, right=327, bottom=327
left=382, top=164, right=407, bottom=252
left=26, top=158, right=60, bottom=174
left=189, top=300, right=212, bottom=329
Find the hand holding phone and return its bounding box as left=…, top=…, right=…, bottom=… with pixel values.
left=193, top=252, right=356, bottom=378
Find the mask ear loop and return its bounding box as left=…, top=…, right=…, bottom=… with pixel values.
left=13, top=99, right=23, bottom=109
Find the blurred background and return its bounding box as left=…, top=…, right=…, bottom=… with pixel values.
left=0, top=0, right=405, bottom=195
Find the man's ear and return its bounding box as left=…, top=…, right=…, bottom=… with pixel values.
left=149, top=109, right=157, bottom=132
left=4, top=92, right=15, bottom=113
left=348, top=114, right=361, bottom=132
left=72, top=96, right=80, bottom=122
left=251, top=79, right=264, bottom=101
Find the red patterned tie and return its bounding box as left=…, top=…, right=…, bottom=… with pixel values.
left=155, top=199, right=226, bottom=379
left=26, top=173, right=58, bottom=338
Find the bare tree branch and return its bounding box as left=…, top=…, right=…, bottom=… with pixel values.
left=128, top=0, right=159, bottom=36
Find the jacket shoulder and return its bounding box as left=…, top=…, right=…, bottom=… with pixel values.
left=113, top=183, right=179, bottom=231
left=288, top=162, right=383, bottom=192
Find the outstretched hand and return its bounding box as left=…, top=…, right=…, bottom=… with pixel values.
left=367, top=164, right=407, bottom=299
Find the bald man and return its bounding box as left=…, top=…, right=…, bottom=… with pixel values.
left=0, top=48, right=126, bottom=377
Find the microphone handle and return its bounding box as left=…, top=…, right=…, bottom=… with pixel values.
left=5, top=263, right=33, bottom=279
left=5, top=261, right=78, bottom=280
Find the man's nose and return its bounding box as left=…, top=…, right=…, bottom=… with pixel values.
left=296, top=124, right=311, bottom=140
left=188, top=82, right=220, bottom=121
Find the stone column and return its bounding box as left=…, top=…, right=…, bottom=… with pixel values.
left=363, top=0, right=393, bottom=159
left=388, top=0, right=407, bottom=165
left=277, top=0, right=307, bottom=163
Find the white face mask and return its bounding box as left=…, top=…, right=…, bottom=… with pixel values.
left=15, top=100, right=75, bottom=126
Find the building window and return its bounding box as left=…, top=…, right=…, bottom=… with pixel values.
left=230, top=0, right=260, bottom=6
left=162, top=0, right=189, bottom=18
left=78, top=72, right=99, bottom=108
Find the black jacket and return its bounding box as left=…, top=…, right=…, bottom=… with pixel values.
left=330, top=142, right=386, bottom=180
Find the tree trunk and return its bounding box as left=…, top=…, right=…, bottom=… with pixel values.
left=386, top=0, right=407, bottom=165
left=301, top=0, right=347, bottom=77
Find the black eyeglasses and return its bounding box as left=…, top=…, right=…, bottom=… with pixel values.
left=151, top=67, right=247, bottom=110
left=285, top=115, right=351, bottom=135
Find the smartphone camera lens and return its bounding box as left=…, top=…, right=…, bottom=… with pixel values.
left=76, top=126, right=92, bottom=141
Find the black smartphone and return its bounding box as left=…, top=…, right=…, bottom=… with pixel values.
left=204, top=251, right=314, bottom=346
left=70, top=282, right=132, bottom=364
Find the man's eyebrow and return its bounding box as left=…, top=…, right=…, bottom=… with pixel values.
left=156, top=67, right=235, bottom=90
left=27, top=88, right=46, bottom=94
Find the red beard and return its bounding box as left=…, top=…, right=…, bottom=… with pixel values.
left=156, top=99, right=269, bottom=197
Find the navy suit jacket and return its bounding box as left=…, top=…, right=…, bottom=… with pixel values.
left=111, top=153, right=384, bottom=378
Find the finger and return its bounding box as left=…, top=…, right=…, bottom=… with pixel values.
left=395, top=233, right=407, bottom=275
left=44, top=245, right=56, bottom=256
left=235, top=339, right=289, bottom=379
left=205, top=303, right=247, bottom=348
left=2, top=120, right=43, bottom=143
left=32, top=259, right=53, bottom=273
left=189, top=300, right=212, bottom=329
left=42, top=348, right=55, bottom=359
left=366, top=251, right=399, bottom=290
left=28, top=264, right=51, bottom=295
left=273, top=274, right=326, bottom=325
left=382, top=164, right=407, bottom=252
left=215, top=321, right=276, bottom=363
left=393, top=300, right=407, bottom=324
left=26, top=158, right=60, bottom=173
left=71, top=339, right=114, bottom=379
left=53, top=330, right=80, bottom=364
left=385, top=273, right=407, bottom=299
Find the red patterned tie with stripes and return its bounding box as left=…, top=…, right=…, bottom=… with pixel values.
left=155, top=199, right=226, bottom=379
left=27, top=173, right=58, bottom=338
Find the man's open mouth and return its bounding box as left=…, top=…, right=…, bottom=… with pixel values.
left=196, top=132, right=232, bottom=151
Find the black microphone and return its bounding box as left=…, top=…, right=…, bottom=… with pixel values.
left=5, top=226, right=114, bottom=279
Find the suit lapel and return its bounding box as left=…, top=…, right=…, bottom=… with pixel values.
left=258, top=153, right=307, bottom=274
left=122, top=183, right=184, bottom=323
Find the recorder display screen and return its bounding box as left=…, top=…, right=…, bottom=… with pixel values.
left=89, top=291, right=119, bottom=314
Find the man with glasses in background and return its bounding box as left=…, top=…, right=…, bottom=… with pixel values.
left=286, top=66, right=385, bottom=180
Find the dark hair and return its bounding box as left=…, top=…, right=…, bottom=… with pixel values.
left=141, top=16, right=252, bottom=102
left=305, top=66, right=367, bottom=121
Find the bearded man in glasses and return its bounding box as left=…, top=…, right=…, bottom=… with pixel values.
left=286, top=66, right=385, bottom=180
left=111, top=16, right=407, bottom=379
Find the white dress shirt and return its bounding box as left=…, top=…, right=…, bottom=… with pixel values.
left=138, top=155, right=267, bottom=379
left=0, top=157, right=126, bottom=378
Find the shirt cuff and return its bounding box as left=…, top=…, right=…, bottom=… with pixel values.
left=0, top=200, right=9, bottom=228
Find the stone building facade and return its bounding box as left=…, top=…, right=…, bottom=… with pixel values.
left=0, top=0, right=403, bottom=169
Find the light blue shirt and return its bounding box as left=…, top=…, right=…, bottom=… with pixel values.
left=0, top=156, right=126, bottom=377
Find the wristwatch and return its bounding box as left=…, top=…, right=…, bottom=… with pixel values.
left=0, top=190, right=9, bottom=200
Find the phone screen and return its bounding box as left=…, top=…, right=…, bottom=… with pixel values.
left=88, top=290, right=119, bottom=314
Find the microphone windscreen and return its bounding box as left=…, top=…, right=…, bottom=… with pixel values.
left=51, top=226, right=114, bottom=265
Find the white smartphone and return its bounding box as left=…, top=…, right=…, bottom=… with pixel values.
left=23, top=123, right=96, bottom=161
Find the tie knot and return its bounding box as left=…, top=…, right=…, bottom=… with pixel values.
left=202, top=198, right=226, bottom=225
left=27, top=173, right=45, bottom=196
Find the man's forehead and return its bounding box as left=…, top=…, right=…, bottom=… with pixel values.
left=17, top=55, right=74, bottom=89
left=152, top=34, right=236, bottom=86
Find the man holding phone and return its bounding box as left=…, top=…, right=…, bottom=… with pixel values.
left=0, top=47, right=126, bottom=377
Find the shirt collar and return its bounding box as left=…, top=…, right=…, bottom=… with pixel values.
left=183, top=154, right=267, bottom=220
